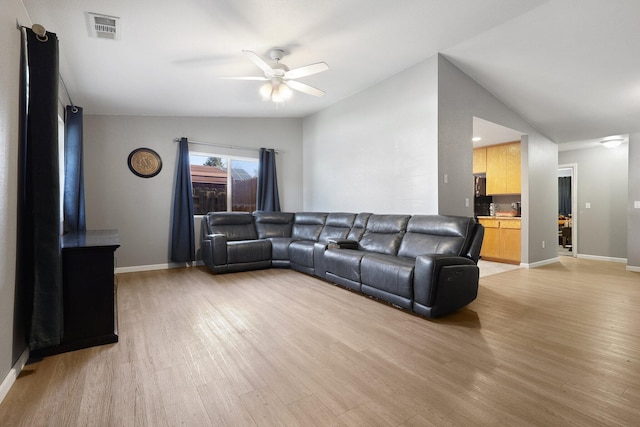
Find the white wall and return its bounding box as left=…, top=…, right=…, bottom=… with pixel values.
left=628, top=134, right=640, bottom=269
left=559, top=143, right=629, bottom=260
left=83, top=115, right=303, bottom=268
left=437, top=55, right=559, bottom=265
left=303, top=56, right=439, bottom=214
left=1, top=0, right=30, bottom=398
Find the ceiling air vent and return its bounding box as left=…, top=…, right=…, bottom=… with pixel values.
left=86, top=12, right=120, bottom=40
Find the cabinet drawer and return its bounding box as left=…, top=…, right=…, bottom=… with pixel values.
left=479, top=219, right=500, bottom=228
left=500, top=219, right=521, bottom=230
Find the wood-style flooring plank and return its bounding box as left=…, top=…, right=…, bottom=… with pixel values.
left=1, top=257, right=639, bottom=426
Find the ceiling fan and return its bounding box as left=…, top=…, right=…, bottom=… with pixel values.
left=223, top=48, right=329, bottom=103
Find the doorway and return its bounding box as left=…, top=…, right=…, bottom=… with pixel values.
left=558, top=164, right=578, bottom=257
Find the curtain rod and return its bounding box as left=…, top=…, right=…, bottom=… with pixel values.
left=17, top=21, right=77, bottom=111
left=173, top=138, right=279, bottom=154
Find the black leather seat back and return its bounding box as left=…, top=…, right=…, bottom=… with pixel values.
left=292, top=212, right=328, bottom=241
left=206, top=212, right=258, bottom=241
left=398, top=215, right=475, bottom=259
left=253, top=211, right=295, bottom=238
left=347, top=212, right=372, bottom=241
left=359, top=214, right=410, bottom=255
left=318, top=213, right=356, bottom=242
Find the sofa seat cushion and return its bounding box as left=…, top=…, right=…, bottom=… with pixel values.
left=324, top=248, right=366, bottom=282
left=289, top=240, right=315, bottom=267
left=360, top=253, right=414, bottom=300
left=227, top=240, right=271, bottom=264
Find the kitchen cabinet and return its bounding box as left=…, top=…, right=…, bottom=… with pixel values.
left=486, top=142, right=520, bottom=195
left=473, top=147, right=487, bottom=174
left=478, top=217, right=520, bottom=264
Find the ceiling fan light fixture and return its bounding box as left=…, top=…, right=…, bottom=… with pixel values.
left=233, top=49, right=329, bottom=104
left=260, top=78, right=293, bottom=104
left=272, top=87, right=284, bottom=104
left=259, top=83, right=273, bottom=100
left=279, top=83, right=293, bottom=100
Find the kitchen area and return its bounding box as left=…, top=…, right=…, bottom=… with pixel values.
left=473, top=140, right=522, bottom=264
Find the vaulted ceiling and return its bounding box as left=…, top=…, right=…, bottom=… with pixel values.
left=22, top=0, right=640, bottom=143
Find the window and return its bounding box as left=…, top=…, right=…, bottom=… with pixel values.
left=190, top=153, right=258, bottom=215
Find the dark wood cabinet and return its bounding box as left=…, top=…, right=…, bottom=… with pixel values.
left=34, top=230, right=120, bottom=357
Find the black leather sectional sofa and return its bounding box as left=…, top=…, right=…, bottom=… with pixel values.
left=200, top=211, right=484, bottom=318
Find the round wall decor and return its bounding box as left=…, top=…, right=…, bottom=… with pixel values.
left=128, top=148, right=162, bottom=178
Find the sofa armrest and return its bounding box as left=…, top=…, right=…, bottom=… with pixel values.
left=201, top=233, right=228, bottom=272
left=327, top=238, right=359, bottom=250
left=413, top=254, right=478, bottom=316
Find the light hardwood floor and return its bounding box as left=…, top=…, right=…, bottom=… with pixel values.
left=1, top=257, right=639, bottom=426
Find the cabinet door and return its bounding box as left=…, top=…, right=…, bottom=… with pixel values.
left=486, top=145, right=506, bottom=194
left=499, top=220, right=521, bottom=263
left=479, top=219, right=500, bottom=259
left=473, top=148, right=487, bottom=174
left=505, top=142, right=521, bottom=194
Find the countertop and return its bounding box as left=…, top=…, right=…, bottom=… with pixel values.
left=477, top=216, right=521, bottom=220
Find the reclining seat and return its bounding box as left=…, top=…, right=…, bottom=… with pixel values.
left=288, top=212, right=329, bottom=275
left=406, top=215, right=483, bottom=318
left=253, top=211, right=295, bottom=267
left=289, top=212, right=355, bottom=276
left=200, top=212, right=271, bottom=274
left=324, top=214, right=410, bottom=292
left=357, top=215, right=471, bottom=310
left=313, top=212, right=369, bottom=279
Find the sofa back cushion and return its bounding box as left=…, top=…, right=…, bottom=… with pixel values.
left=206, top=212, right=257, bottom=241
left=347, top=212, right=372, bottom=241
left=318, top=212, right=356, bottom=242
left=292, top=212, right=328, bottom=241
left=359, top=214, right=410, bottom=255
left=398, top=215, right=475, bottom=259
left=253, top=211, right=295, bottom=238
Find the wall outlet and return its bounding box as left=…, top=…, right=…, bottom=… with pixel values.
left=542, top=240, right=545, bottom=248
left=585, top=202, right=591, bottom=209
left=635, top=201, right=640, bottom=209
left=444, top=174, right=448, bottom=184
left=465, top=198, right=469, bottom=207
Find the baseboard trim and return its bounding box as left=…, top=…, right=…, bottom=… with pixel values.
left=0, top=348, right=29, bottom=405
left=626, top=265, right=640, bottom=273
left=577, top=254, right=627, bottom=264
left=521, top=257, right=560, bottom=269
left=116, top=260, right=204, bottom=274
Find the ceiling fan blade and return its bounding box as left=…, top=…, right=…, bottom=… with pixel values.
left=285, top=80, right=325, bottom=97
left=285, top=62, right=329, bottom=79
left=218, top=76, right=268, bottom=81
left=242, top=50, right=273, bottom=75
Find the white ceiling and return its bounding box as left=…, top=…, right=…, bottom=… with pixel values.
left=21, top=0, right=640, bottom=144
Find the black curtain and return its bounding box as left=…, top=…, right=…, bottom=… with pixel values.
left=17, top=27, right=63, bottom=350
left=558, top=177, right=571, bottom=216
left=256, top=148, right=281, bottom=211
left=63, top=105, right=86, bottom=234
left=170, top=137, right=195, bottom=262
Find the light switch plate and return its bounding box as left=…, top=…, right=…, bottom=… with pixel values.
left=585, top=202, right=591, bottom=209
left=635, top=201, right=640, bottom=209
